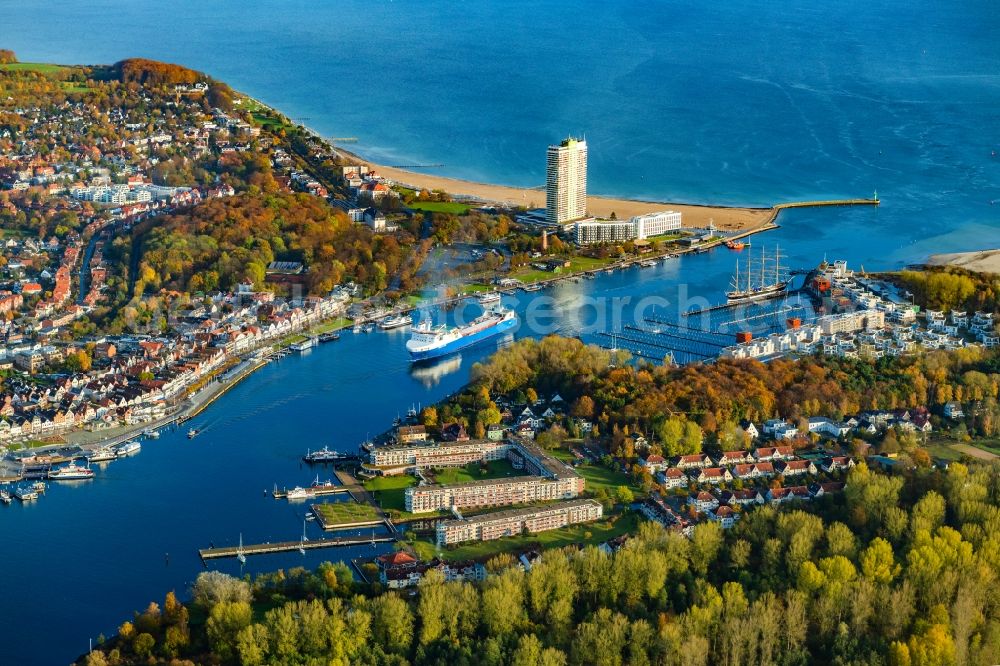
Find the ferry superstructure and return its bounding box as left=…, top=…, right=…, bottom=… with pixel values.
left=406, top=306, right=518, bottom=361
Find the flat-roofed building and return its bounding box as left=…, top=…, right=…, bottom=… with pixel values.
left=631, top=210, right=681, bottom=238
left=367, top=440, right=512, bottom=473
left=436, top=499, right=603, bottom=545
left=406, top=473, right=584, bottom=513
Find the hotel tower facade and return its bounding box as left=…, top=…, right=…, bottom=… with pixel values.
left=545, top=137, right=588, bottom=226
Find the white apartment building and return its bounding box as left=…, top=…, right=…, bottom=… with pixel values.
left=574, top=210, right=682, bottom=245
left=405, top=474, right=583, bottom=513
left=632, top=210, right=682, bottom=238
left=367, top=440, right=512, bottom=472
left=436, top=499, right=602, bottom=545
left=546, top=137, right=588, bottom=226
left=574, top=218, right=633, bottom=245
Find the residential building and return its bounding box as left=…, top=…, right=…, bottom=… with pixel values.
left=436, top=499, right=602, bottom=546
left=574, top=218, right=633, bottom=245
left=708, top=505, right=740, bottom=529
left=640, top=454, right=669, bottom=473
left=689, top=467, right=732, bottom=484
left=687, top=490, right=720, bottom=512
left=820, top=456, right=855, bottom=474
left=368, top=439, right=511, bottom=472
left=406, top=473, right=584, bottom=513
left=656, top=467, right=689, bottom=490
left=640, top=493, right=691, bottom=534
left=719, top=489, right=765, bottom=506
left=396, top=425, right=428, bottom=443
left=943, top=401, right=964, bottom=419
left=776, top=459, right=817, bottom=478
left=767, top=485, right=812, bottom=504
left=672, top=454, right=713, bottom=469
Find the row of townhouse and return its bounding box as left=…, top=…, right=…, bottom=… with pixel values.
left=640, top=445, right=798, bottom=474
left=435, top=499, right=603, bottom=546
left=676, top=481, right=845, bottom=529
left=655, top=455, right=854, bottom=490
left=687, top=480, right=846, bottom=513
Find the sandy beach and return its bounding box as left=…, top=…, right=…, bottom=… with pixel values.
left=927, top=249, right=1000, bottom=274
left=340, top=151, right=775, bottom=232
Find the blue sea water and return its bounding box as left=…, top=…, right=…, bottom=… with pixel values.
left=0, top=0, right=999, bottom=662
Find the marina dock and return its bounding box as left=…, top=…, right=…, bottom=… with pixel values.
left=198, top=534, right=395, bottom=560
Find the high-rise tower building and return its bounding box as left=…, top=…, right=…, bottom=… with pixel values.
left=545, top=137, right=587, bottom=226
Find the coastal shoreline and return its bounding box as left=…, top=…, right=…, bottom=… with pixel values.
left=927, top=248, right=1000, bottom=274
left=333, top=146, right=774, bottom=232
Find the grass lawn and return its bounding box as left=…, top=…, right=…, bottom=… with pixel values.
left=407, top=201, right=471, bottom=215
left=576, top=462, right=636, bottom=495
left=566, top=256, right=614, bottom=271
left=923, top=442, right=967, bottom=462
left=60, top=83, right=92, bottom=94
left=510, top=268, right=551, bottom=284
left=0, top=62, right=68, bottom=74
left=364, top=475, right=418, bottom=513
left=430, top=460, right=520, bottom=486
left=460, top=283, right=494, bottom=294
left=313, top=501, right=381, bottom=525
left=310, top=317, right=352, bottom=334
left=925, top=436, right=1000, bottom=461
left=548, top=447, right=577, bottom=463
left=428, top=511, right=639, bottom=562
left=251, top=110, right=294, bottom=132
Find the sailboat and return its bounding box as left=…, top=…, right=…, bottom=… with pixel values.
left=726, top=244, right=789, bottom=304
left=298, top=520, right=308, bottom=555
left=237, top=533, right=246, bottom=564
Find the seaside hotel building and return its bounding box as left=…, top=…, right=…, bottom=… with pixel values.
left=546, top=137, right=588, bottom=226
left=436, top=499, right=604, bottom=546
left=574, top=210, right=682, bottom=245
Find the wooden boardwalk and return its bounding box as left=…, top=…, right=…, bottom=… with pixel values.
left=199, top=534, right=395, bottom=560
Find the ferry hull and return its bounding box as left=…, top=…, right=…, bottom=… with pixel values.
left=408, top=316, right=517, bottom=361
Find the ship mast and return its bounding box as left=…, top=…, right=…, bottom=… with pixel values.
left=774, top=244, right=782, bottom=286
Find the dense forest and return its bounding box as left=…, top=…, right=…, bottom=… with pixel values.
left=452, top=336, right=1000, bottom=460
left=894, top=267, right=1000, bottom=313
left=135, top=190, right=420, bottom=296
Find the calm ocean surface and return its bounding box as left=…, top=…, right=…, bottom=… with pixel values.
left=1, top=0, right=999, bottom=662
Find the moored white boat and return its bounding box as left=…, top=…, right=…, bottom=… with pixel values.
left=286, top=486, right=311, bottom=500
left=476, top=291, right=501, bottom=305
left=378, top=314, right=412, bottom=330
left=87, top=445, right=117, bottom=463
left=114, top=440, right=141, bottom=457
left=48, top=463, right=95, bottom=480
